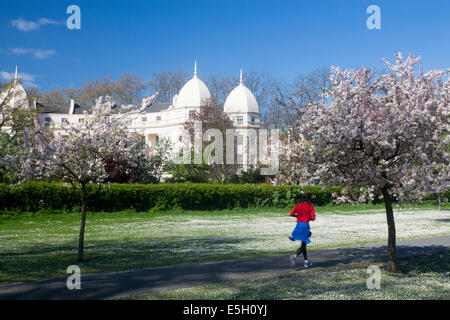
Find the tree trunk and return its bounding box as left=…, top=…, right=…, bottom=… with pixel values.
left=77, top=183, right=87, bottom=262
left=381, top=187, right=401, bottom=273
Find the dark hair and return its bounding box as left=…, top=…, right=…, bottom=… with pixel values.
left=300, top=193, right=312, bottom=204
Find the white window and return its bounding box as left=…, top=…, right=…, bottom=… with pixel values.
left=141, top=116, right=147, bottom=122
left=189, top=110, right=196, bottom=118
left=251, top=116, right=256, bottom=123
left=156, top=116, right=161, bottom=121
left=237, top=115, right=244, bottom=123
left=78, top=118, right=84, bottom=123
left=44, top=117, right=51, bottom=122
left=61, top=118, right=68, bottom=123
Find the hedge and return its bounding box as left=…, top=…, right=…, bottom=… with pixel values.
left=0, top=182, right=446, bottom=213
left=0, top=182, right=346, bottom=212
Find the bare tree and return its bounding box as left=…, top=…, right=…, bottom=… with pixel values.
left=261, top=78, right=293, bottom=129
left=54, top=73, right=148, bottom=106
left=205, top=74, right=235, bottom=108
left=244, top=71, right=274, bottom=115
left=75, top=77, right=115, bottom=106
left=61, top=87, right=77, bottom=102
left=262, top=67, right=331, bottom=130
left=40, top=89, right=67, bottom=104
left=114, top=72, right=148, bottom=105
left=26, top=87, right=43, bottom=101
left=291, top=67, right=331, bottom=106
left=148, top=69, right=189, bottom=103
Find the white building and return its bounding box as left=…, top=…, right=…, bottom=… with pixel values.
left=0, top=66, right=30, bottom=111
left=2, top=64, right=262, bottom=167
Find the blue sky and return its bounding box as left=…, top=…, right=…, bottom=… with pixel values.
left=0, top=0, right=449, bottom=91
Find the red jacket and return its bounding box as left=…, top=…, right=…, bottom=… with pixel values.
left=290, top=202, right=316, bottom=223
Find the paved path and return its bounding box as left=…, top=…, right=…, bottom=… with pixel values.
left=0, top=235, right=448, bottom=300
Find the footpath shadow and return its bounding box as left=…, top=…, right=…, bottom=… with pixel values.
left=0, top=241, right=448, bottom=300
left=299, top=244, right=449, bottom=270
left=0, top=235, right=258, bottom=281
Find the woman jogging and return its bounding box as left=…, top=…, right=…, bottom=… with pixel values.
left=289, top=193, right=315, bottom=267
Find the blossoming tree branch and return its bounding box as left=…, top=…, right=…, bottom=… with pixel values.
left=284, top=53, right=449, bottom=272
left=4, top=93, right=168, bottom=262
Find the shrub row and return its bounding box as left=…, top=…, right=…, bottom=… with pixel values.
left=0, top=182, right=447, bottom=213
left=0, top=182, right=346, bottom=212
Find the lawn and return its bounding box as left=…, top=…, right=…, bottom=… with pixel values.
left=124, top=251, right=450, bottom=300
left=0, top=202, right=449, bottom=283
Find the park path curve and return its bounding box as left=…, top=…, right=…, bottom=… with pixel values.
left=0, top=235, right=448, bottom=300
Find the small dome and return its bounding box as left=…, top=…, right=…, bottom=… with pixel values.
left=175, top=62, right=211, bottom=108
left=224, top=71, right=259, bottom=114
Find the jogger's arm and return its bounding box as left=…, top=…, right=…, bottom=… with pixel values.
left=290, top=205, right=297, bottom=217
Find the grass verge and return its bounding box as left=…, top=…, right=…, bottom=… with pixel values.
left=0, top=203, right=448, bottom=284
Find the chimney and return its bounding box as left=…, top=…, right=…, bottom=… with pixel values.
left=32, top=98, right=37, bottom=111
left=69, top=99, right=75, bottom=114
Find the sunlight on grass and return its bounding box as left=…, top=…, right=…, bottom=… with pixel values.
left=0, top=203, right=449, bottom=283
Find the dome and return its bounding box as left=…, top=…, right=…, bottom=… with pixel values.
left=223, top=70, right=259, bottom=114
left=174, top=62, right=211, bottom=108
left=0, top=66, right=30, bottom=110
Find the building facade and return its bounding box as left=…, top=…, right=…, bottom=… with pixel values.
left=2, top=64, right=263, bottom=167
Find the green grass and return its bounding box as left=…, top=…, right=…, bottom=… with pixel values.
left=0, top=202, right=449, bottom=284
left=125, top=252, right=450, bottom=300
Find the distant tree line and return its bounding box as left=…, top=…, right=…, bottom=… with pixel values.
left=23, top=67, right=332, bottom=130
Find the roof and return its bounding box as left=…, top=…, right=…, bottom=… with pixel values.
left=37, top=101, right=172, bottom=115
left=223, top=83, right=259, bottom=114
left=174, top=75, right=211, bottom=108
left=37, top=102, right=91, bottom=114
left=143, top=102, right=172, bottom=113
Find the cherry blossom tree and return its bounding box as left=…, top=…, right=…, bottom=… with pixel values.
left=284, top=53, right=449, bottom=272
left=4, top=94, right=158, bottom=262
